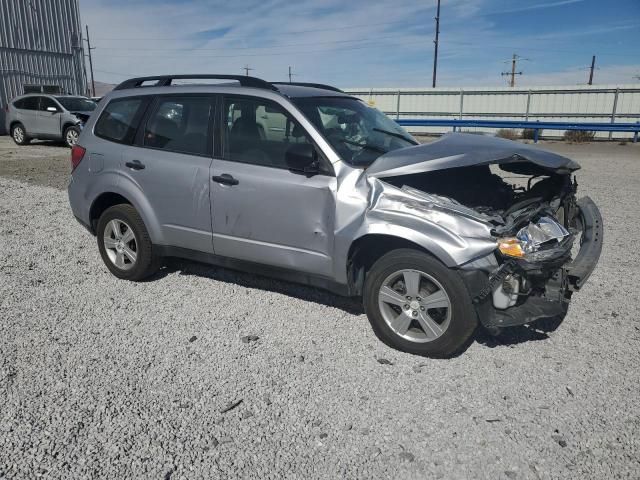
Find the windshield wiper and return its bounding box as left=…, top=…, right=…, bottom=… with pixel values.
left=340, top=139, right=387, bottom=153
left=372, top=127, right=418, bottom=145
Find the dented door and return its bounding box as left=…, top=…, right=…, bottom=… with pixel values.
left=210, top=158, right=336, bottom=277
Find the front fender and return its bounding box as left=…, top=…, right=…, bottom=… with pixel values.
left=331, top=175, right=498, bottom=284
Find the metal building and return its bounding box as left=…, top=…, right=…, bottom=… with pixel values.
left=0, top=0, right=87, bottom=134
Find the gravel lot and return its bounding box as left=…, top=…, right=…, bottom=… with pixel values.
left=1, top=136, right=639, bottom=479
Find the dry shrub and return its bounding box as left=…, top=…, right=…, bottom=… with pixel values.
left=496, top=129, right=519, bottom=140
left=563, top=130, right=595, bottom=143
left=522, top=128, right=542, bottom=140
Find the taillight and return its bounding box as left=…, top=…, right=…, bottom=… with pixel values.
left=71, top=145, right=86, bottom=172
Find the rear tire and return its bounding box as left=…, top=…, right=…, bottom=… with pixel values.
left=363, top=248, right=477, bottom=358
left=64, top=125, right=80, bottom=147
left=11, top=123, right=30, bottom=145
left=97, top=204, right=160, bottom=281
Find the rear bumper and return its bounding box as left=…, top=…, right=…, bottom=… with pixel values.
left=461, top=196, right=603, bottom=329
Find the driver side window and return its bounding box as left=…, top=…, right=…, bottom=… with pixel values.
left=223, top=96, right=312, bottom=169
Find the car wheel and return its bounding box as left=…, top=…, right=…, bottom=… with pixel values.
left=11, top=123, right=30, bottom=145
left=96, top=204, right=160, bottom=281
left=363, top=248, right=477, bottom=358
left=64, top=125, right=80, bottom=147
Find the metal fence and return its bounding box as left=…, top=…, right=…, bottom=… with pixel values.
left=344, top=85, right=640, bottom=140
left=0, top=0, right=86, bottom=134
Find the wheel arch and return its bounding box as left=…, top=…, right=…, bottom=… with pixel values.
left=88, top=185, right=163, bottom=245
left=9, top=121, right=25, bottom=133
left=346, top=233, right=449, bottom=296
left=89, top=192, right=132, bottom=234
left=62, top=122, right=79, bottom=139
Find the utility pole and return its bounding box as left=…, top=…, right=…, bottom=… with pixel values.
left=84, top=25, right=96, bottom=97
left=432, top=0, right=441, bottom=88
left=501, top=53, right=523, bottom=87
left=242, top=64, right=253, bottom=76
left=288, top=66, right=296, bottom=83
left=588, top=55, right=596, bottom=85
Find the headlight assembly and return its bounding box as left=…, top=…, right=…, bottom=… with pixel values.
left=498, top=216, right=570, bottom=259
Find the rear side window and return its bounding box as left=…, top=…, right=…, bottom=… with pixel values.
left=14, top=97, right=39, bottom=110
left=143, top=96, right=213, bottom=156
left=95, top=98, right=146, bottom=144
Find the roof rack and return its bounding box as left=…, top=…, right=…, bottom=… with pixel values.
left=271, top=82, right=343, bottom=93
left=113, top=74, right=279, bottom=91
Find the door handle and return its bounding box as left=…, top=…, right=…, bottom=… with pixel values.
left=125, top=160, right=145, bottom=170
left=211, top=173, right=239, bottom=186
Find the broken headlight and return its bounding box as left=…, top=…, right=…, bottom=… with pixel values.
left=497, top=216, right=570, bottom=259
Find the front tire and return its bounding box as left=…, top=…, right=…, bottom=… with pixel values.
left=64, top=125, right=80, bottom=147
left=96, top=204, right=160, bottom=281
left=11, top=124, right=30, bottom=145
left=363, top=249, right=477, bottom=358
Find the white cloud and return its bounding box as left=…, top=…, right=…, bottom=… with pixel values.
left=80, top=0, right=639, bottom=89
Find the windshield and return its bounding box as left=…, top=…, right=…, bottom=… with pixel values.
left=292, top=97, right=417, bottom=166
left=55, top=97, right=97, bottom=112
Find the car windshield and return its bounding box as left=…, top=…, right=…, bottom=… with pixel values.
left=292, top=96, right=417, bottom=166
left=55, top=97, right=97, bottom=112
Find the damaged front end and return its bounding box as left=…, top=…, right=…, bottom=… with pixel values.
left=366, top=133, right=603, bottom=330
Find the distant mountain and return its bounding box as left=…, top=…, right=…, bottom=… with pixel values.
left=90, top=81, right=115, bottom=97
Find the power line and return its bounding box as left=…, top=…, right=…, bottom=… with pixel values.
left=93, top=41, right=403, bottom=59
left=91, top=19, right=421, bottom=41
left=94, top=32, right=421, bottom=52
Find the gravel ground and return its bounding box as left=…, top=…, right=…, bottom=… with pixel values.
left=1, top=137, right=639, bottom=479
left=0, top=139, right=70, bottom=190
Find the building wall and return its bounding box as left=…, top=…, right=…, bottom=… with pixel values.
left=344, top=85, right=640, bottom=139
left=0, top=0, right=86, bottom=134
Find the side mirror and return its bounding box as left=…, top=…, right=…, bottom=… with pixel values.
left=286, top=143, right=318, bottom=175
left=47, top=106, right=58, bottom=113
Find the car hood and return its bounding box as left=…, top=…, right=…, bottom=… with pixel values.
left=71, top=111, right=92, bottom=122
left=366, top=132, right=581, bottom=178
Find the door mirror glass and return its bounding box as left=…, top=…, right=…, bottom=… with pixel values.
left=46, top=106, right=58, bottom=113
left=286, top=143, right=318, bottom=175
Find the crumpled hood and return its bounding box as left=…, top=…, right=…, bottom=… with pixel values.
left=366, top=132, right=581, bottom=178
left=71, top=111, right=92, bottom=123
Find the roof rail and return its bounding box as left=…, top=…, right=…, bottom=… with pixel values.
left=271, top=82, right=344, bottom=93
left=113, top=74, right=279, bottom=91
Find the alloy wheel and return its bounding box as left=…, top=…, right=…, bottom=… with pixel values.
left=103, top=219, right=137, bottom=270
left=13, top=126, right=24, bottom=143
left=377, top=269, right=452, bottom=343
left=66, top=128, right=79, bottom=146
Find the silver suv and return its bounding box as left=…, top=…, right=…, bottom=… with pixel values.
left=67, top=75, right=602, bottom=357
left=6, top=94, right=97, bottom=147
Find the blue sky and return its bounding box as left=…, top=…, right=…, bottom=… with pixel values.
left=82, top=0, right=640, bottom=88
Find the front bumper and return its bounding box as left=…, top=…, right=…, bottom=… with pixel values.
left=461, top=196, right=603, bottom=328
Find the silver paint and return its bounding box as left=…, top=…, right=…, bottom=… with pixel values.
left=69, top=84, right=587, bottom=291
